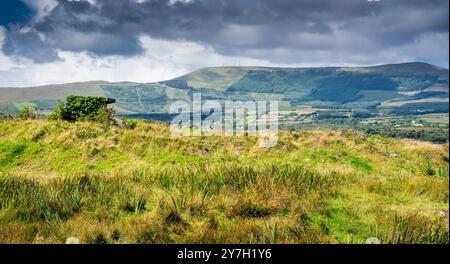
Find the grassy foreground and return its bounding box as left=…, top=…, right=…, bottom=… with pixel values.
left=0, top=119, right=448, bottom=244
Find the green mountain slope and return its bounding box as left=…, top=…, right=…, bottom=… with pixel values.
left=0, top=62, right=448, bottom=115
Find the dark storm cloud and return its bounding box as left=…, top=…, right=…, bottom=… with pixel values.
left=1, top=0, right=448, bottom=65
left=2, top=25, right=59, bottom=63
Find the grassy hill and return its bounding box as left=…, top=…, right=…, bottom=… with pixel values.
left=0, top=62, right=448, bottom=116
left=0, top=119, right=448, bottom=243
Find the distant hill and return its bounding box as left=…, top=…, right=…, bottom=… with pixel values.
left=0, top=62, right=448, bottom=115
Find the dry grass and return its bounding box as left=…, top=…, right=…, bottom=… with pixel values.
left=0, top=119, right=448, bottom=244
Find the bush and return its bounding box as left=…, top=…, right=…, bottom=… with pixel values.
left=124, top=119, right=137, bottom=130
left=49, top=100, right=68, bottom=120
left=18, top=106, right=36, bottom=120
left=0, top=112, right=15, bottom=120
left=64, top=96, right=108, bottom=121
left=50, top=96, right=114, bottom=124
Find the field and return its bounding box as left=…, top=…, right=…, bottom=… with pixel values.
left=281, top=112, right=449, bottom=143
left=0, top=119, right=448, bottom=244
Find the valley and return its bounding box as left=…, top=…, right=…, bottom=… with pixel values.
left=1, top=62, right=448, bottom=143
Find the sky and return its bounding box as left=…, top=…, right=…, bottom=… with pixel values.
left=0, top=0, right=448, bottom=87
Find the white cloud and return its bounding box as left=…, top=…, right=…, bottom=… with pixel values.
left=169, top=0, right=193, bottom=5
left=0, top=35, right=276, bottom=87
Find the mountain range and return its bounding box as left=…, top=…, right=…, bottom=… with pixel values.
left=0, top=62, right=448, bottom=116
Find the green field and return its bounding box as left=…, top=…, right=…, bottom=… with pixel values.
left=0, top=119, right=448, bottom=244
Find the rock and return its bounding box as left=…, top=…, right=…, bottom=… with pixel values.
left=112, top=115, right=126, bottom=128
left=65, top=237, right=80, bottom=244
left=389, top=152, right=399, bottom=157
left=365, top=237, right=381, bottom=244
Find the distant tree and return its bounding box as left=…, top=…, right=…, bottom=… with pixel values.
left=352, top=110, right=373, bottom=118
left=0, top=112, right=15, bottom=120
left=18, top=106, right=37, bottom=120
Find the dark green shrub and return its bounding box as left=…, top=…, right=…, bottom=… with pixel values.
left=124, top=119, right=137, bottom=129
left=50, top=96, right=114, bottom=124
left=64, top=95, right=108, bottom=121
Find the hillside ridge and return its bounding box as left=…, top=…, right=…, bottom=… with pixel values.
left=0, top=62, right=448, bottom=116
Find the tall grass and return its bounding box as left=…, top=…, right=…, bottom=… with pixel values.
left=0, top=119, right=448, bottom=244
